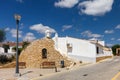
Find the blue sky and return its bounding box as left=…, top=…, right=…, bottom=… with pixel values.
left=0, top=0, right=120, bottom=47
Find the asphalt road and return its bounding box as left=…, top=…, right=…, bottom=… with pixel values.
left=37, top=56, right=120, bottom=80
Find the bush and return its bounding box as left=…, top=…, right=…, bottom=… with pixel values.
left=0, top=55, right=7, bottom=64
left=12, top=41, right=30, bottom=56
left=12, top=47, right=23, bottom=56
left=18, top=48, right=23, bottom=55
left=0, top=54, right=15, bottom=64
left=22, top=41, right=30, bottom=49
left=112, top=44, right=120, bottom=55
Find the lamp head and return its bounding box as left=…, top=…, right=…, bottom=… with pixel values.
left=14, top=14, right=21, bottom=21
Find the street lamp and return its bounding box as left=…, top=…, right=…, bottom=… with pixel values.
left=14, top=14, right=21, bottom=76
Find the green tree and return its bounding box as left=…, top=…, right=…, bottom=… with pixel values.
left=112, top=44, right=120, bottom=55
left=0, top=29, right=6, bottom=42
left=22, top=41, right=30, bottom=49
left=12, top=41, right=30, bottom=56
left=12, top=46, right=22, bottom=56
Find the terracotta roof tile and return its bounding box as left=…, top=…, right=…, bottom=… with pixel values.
left=0, top=42, right=23, bottom=47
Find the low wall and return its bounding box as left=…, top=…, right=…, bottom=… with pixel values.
left=68, top=55, right=96, bottom=63
left=96, top=56, right=112, bottom=62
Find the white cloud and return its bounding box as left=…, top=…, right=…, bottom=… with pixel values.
left=78, top=0, right=114, bottom=16
left=118, top=38, right=120, bottom=41
left=115, top=24, right=120, bottom=29
left=16, top=0, right=24, bottom=3
left=62, top=25, right=72, bottom=31
left=81, top=30, right=103, bottom=38
left=104, top=30, right=114, bottom=34
left=54, top=0, right=79, bottom=8
left=111, top=38, right=115, bottom=40
left=10, top=29, right=22, bottom=38
left=91, top=34, right=103, bottom=38
left=19, top=23, right=24, bottom=29
left=5, top=27, right=10, bottom=31
left=23, top=32, right=36, bottom=42
left=106, top=43, right=113, bottom=47
left=30, top=24, right=56, bottom=34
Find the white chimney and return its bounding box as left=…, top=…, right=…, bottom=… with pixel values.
left=45, top=30, right=51, bottom=38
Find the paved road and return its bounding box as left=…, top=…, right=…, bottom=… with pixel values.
left=36, top=56, right=120, bottom=80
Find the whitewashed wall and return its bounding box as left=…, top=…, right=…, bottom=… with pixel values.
left=53, top=37, right=97, bottom=62
left=66, top=37, right=97, bottom=62
left=98, top=41, right=105, bottom=46
left=0, top=46, right=16, bottom=54
left=0, top=47, right=4, bottom=53
left=66, top=37, right=96, bottom=57
left=53, top=36, right=112, bottom=63
left=57, top=38, right=68, bottom=56
left=96, top=48, right=113, bottom=57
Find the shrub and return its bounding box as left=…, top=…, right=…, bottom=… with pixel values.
left=0, top=54, right=15, bottom=64
left=112, top=44, right=120, bottom=55
left=12, top=47, right=23, bottom=56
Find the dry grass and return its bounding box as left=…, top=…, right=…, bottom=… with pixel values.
left=0, top=61, right=16, bottom=69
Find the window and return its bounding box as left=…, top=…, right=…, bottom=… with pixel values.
left=67, top=43, right=72, bottom=53
left=67, top=43, right=72, bottom=48
left=42, top=48, right=47, bottom=59
left=96, top=46, right=99, bottom=54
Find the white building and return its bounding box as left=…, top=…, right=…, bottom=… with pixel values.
left=0, top=42, right=22, bottom=55
left=53, top=34, right=113, bottom=63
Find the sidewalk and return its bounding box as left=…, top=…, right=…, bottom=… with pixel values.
left=0, top=68, right=68, bottom=80
left=0, top=62, right=90, bottom=80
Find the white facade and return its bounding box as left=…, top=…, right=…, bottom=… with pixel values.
left=53, top=36, right=113, bottom=63
left=0, top=42, right=22, bottom=55
left=0, top=46, right=16, bottom=54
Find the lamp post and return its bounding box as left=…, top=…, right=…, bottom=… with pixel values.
left=14, top=14, right=21, bottom=76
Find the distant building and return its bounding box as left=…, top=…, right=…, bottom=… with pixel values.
left=116, top=48, right=120, bottom=56
left=0, top=42, right=23, bottom=54
left=53, top=34, right=113, bottom=63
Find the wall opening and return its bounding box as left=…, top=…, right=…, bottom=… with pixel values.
left=96, top=46, right=99, bottom=54
left=67, top=43, right=72, bottom=53
left=42, top=48, right=47, bottom=59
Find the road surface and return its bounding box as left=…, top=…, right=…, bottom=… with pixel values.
left=36, top=56, right=120, bottom=80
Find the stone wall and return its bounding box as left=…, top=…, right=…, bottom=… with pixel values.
left=96, top=56, right=112, bottom=62
left=19, top=38, right=72, bottom=68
